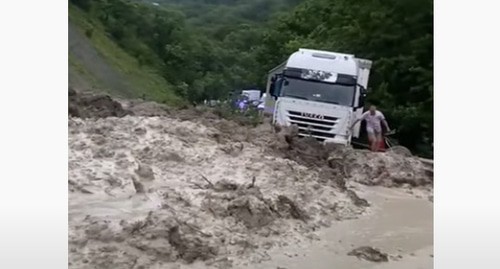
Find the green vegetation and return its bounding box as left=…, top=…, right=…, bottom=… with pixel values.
left=69, top=54, right=102, bottom=89
left=258, top=0, right=433, bottom=157
left=69, top=0, right=433, bottom=157
left=213, top=102, right=263, bottom=127
left=69, top=3, right=182, bottom=104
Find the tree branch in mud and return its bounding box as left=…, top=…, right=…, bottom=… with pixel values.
left=248, top=176, right=256, bottom=189
left=199, top=174, right=215, bottom=188
left=191, top=182, right=207, bottom=190
left=178, top=220, right=213, bottom=238
left=205, top=198, right=217, bottom=216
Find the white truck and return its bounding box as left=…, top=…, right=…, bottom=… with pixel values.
left=264, top=48, right=372, bottom=145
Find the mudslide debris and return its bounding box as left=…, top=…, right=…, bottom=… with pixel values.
left=69, top=88, right=132, bottom=118
left=348, top=246, right=389, bottom=262
left=68, top=92, right=432, bottom=268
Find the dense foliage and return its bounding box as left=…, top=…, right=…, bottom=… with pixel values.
left=69, top=0, right=433, bottom=157
left=258, top=0, right=433, bottom=156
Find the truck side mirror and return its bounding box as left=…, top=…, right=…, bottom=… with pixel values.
left=358, top=95, right=365, bottom=108
left=270, top=75, right=283, bottom=98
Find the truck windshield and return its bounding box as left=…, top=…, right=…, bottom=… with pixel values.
left=281, top=77, right=355, bottom=107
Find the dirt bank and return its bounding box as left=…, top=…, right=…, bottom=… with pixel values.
left=69, top=88, right=132, bottom=118
left=68, top=92, right=433, bottom=268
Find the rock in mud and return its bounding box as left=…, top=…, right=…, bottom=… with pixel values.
left=168, top=226, right=218, bottom=263
left=132, top=177, right=145, bottom=193
left=134, top=127, right=147, bottom=136
left=213, top=179, right=239, bottom=192
left=346, top=190, right=370, bottom=207
left=157, top=152, right=184, bottom=163
left=135, top=164, right=155, bottom=181
left=276, top=195, right=309, bottom=221
left=93, top=147, right=115, bottom=159
left=219, top=142, right=244, bottom=156
left=228, top=195, right=275, bottom=229
left=348, top=246, right=389, bottom=262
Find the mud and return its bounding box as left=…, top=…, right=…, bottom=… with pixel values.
left=348, top=246, right=389, bottom=262
left=68, top=93, right=433, bottom=268
left=69, top=88, right=132, bottom=118
left=239, top=186, right=433, bottom=269
left=121, top=99, right=172, bottom=117
left=202, top=118, right=433, bottom=189
left=342, top=150, right=433, bottom=187
left=69, top=116, right=366, bottom=268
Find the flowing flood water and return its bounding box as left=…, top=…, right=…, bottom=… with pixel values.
left=68, top=94, right=433, bottom=269
left=240, top=186, right=433, bottom=269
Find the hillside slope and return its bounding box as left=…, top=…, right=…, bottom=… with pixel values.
left=68, top=4, right=182, bottom=105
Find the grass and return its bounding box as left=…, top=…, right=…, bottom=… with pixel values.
left=68, top=4, right=184, bottom=106
left=68, top=53, right=103, bottom=89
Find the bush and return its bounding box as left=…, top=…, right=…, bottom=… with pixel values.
left=213, top=102, right=262, bottom=127
left=70, top=0, right=92, bottom=11
left=85, top=27, right=94, bottom=38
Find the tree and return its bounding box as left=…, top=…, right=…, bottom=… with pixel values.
left=256, top=0, right=433, bottom=157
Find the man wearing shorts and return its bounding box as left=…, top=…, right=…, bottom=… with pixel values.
left=350, top=105, right=391, bottom=151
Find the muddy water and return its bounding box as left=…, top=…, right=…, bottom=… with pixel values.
left=240, top=186, right=433, bottom=269
left=68, top=113, right=433, bottom=269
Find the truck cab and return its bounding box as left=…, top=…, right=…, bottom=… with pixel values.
left=264, top=48, right=372, bottom=145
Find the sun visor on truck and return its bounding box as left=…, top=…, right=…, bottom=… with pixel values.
left=335, top=74, right=357, bottom=85
left=283, top=68, right=357, bottom=85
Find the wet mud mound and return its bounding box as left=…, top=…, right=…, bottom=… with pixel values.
left=69, top=114, right=366, bottom=268
left=348, top=246, right=389, bottom=262
left=69, top=212, right=219, bottom=269
left=69, top=88, right=132, bottom=118
left=202, top=181, right=310, bottom=230
left=253, top=125, right=433, bottom=188
left=68, top=94, right=431, bottom=268
left=342, top=149, right=433, bottom=187
left=284, top=138, right=433, bottom=188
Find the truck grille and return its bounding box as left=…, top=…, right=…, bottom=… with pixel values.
left=287, top=110, right=338, bottom=141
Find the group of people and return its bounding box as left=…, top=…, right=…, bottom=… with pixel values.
left=234, top=92, right=267, bottom=115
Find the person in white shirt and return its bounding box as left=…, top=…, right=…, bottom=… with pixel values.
left=350, top=105, right=391, bottom=151
left=257, top=93, right=266, bottom=116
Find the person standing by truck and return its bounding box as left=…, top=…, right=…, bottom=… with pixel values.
left=257, top=93, right=266, bottom=117
left=350, top=105, right=391, bottom=152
